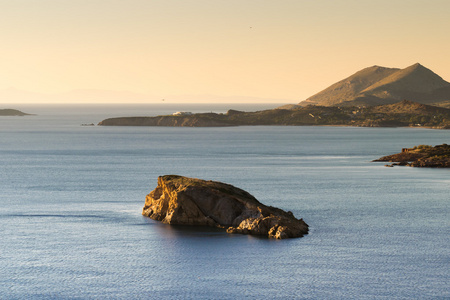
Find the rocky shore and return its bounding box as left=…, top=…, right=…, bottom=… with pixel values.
left=373, top=144, right=450, bottom=168
left=142, top=175, right=309, bottom=239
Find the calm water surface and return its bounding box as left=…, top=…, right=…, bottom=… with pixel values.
left=0, top=104, right=449, bottom=299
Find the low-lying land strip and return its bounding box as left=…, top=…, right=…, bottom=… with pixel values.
left=98, top=100, right=450, bottom=129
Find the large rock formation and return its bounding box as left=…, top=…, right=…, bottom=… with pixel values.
left=142, top=175, right=309, bottom=239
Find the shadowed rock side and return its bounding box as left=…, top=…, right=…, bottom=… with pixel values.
left=373, top=144, right=450, bottom=168
left=142, top=175, right=309, bottom=239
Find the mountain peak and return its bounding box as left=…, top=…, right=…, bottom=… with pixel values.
left=403, top=62, right=429, bottom=73
left=299, top=63, right=450, bottom=107
left=302, top=65, right=399, bottom=106
left=363, top=63, right=449, bottom=94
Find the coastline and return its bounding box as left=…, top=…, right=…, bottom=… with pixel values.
left=97, top=101, right=450, bottom=129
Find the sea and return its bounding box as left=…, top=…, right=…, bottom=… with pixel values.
left=0, top=103, right=448, bottom=299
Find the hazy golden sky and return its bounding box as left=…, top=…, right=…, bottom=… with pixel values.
left=1, top=0, right=450, bottom=103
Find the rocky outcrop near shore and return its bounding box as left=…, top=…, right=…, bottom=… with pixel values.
left=142, top=175, right=309, bottom=239
left=373, top=144, right=450, bottom=168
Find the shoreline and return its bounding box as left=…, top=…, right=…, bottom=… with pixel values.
left=97, top=100, right=450, bottom=129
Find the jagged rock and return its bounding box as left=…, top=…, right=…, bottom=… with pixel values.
left=142, top=175, right=308, bottom=239
left=373, top=144, right=450, bottom=168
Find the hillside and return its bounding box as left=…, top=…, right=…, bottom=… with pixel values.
left=301, top=65, right=400, bottom=106
left=299, top=63, right=450, bottom=107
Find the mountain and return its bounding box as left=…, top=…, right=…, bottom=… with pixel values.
left=299, top=63, right=450, bottom=107
left=301, top=65, right=400, bottom=106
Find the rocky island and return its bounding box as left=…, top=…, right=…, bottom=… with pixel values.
left=374, top=144, right=450, bottom=168
left=0, top=109, right=31, bottom=116
left=142, top=175, right=309, bottom=239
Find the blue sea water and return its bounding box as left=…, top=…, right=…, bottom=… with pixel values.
left=0, top=104, right=449, bottom=299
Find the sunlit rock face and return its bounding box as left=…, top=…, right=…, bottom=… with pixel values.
left=142, top=175, right=309, bottom=239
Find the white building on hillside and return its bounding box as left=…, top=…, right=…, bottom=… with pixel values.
left=172, top=111, right=193, bottom=116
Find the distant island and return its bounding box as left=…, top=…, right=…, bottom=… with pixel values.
left=99, top=100, right=450, bottom=128
left=374, top=144, right=450, bottom=168
left=0, top=109, right=31, bottom=116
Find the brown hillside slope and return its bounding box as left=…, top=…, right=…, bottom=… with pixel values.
left=361, top=63, right=450, bottom=103
left=302, top=65, right=399, bottom=106
left=300, top=63, right=450, bottom=107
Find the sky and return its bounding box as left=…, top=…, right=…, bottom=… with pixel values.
left=1, top=0, right=450, bottom=103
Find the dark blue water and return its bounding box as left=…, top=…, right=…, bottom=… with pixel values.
left=0, top=104, right=449, bottom=299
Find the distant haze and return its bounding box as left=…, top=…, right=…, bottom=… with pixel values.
left=0, top=88, right=290, bottom=104
left=1, top=1, right=450, bottom=103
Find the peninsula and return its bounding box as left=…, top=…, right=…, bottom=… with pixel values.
left=98, top=100, right=450, bottom=128
left=374, top=144, right=450, bottom=168
left=142, top=175, right=309, bottom=239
